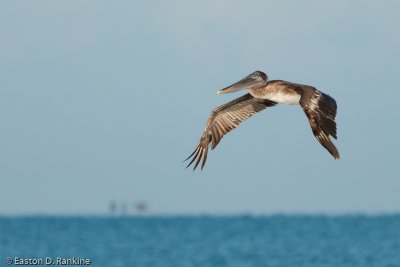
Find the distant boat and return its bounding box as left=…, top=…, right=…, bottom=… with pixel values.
left=109, top=200, right=117, bottom=215
left=135, top=202, right=148, bottom=213
left=186, top=71, right=339, bottom=170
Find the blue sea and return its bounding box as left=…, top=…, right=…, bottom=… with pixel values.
left=1, top=215, right=400, bottom=267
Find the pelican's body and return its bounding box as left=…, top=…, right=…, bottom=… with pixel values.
left=186, top=71, right=339, bottom=170
left=248, top=81, right=302, bottom=104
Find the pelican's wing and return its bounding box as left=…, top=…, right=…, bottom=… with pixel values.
left=299, top=86, right=340, bottom=159
left=185, top=93, right=277, bottom=170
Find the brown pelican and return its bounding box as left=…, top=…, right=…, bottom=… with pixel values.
left=185, top=71, right=339, bottom=170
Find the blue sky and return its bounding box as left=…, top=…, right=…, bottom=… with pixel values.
left=1, top=1, right=399, bottom=214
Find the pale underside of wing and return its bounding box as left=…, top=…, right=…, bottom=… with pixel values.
left=299, top=87, right=339, bottom=159
left=185, top=93, right=277, bottom=170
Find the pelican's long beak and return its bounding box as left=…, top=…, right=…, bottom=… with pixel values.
left=217, top=73, right=266, bottom=94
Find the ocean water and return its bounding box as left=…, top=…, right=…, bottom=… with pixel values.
left=1, top=215, right=399, bottom=267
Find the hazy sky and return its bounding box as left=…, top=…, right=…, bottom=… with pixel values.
left=1, top=1, right=399, bottom=215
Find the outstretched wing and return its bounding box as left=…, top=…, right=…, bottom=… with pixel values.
left=299, top=86, right=339, bottom=159
left=185, top=93, right=277, bottom=170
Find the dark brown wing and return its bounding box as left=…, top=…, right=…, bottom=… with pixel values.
left=299, top=86, right=339, bottom=159
left=185, top=93, right=277, bottom=170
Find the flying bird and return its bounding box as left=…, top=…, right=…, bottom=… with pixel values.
left=185, top=71, right=339, bottom=170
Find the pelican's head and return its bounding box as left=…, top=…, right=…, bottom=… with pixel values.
left=217, top=71, right=268, bottom=94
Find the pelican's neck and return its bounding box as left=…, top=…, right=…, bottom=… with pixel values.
left=248, top=84, right=268, bottom=98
